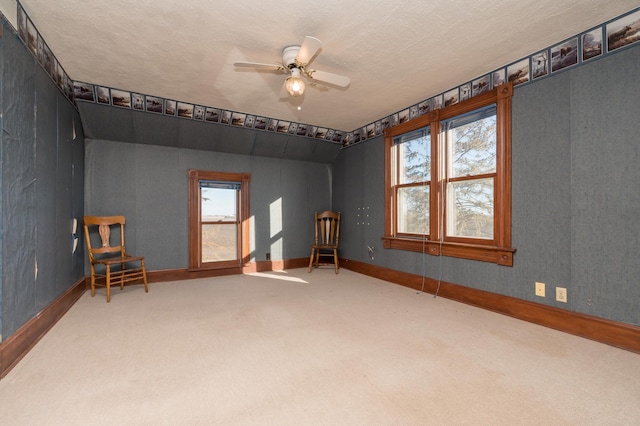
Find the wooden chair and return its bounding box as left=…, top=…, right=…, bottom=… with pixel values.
left=308, top=211, right=341, bottom=273
left=83, top=216, right=148, bottom=302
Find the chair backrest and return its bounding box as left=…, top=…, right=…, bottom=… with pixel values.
left=83, top=216, right=127, bottom=260
left=314, top=211, right=341, bottom=247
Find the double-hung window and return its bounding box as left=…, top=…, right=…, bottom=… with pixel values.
left=395, top=126, right=431, bottom=236
left=188, top=170, right=250, bottom=270
left=443, top=105, right=496, bottom=241
left=384, top=83, right=515, bottom=265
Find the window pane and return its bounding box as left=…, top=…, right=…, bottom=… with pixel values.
left=202, top=224, right=237, bottom=262
left=397, top=128, right=430, bottom=184
left=397, top=185, right=429, bottom=234
left=201, top=187, right=236, bottom=221
left=449, top=112, right=496, bottom=178
left=447, top=178, right=493, bottom=239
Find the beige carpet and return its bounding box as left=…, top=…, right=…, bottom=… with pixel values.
left=0, top=269, right=638, bottom=425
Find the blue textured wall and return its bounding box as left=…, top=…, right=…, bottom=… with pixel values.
left=0, top=21, right=85, bottom=340
left=333, top=44, right=640, bottom=326
left=84, top=139, right=334, bottom=270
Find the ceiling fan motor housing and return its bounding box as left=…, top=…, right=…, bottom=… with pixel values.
left=282, top=45, right=301, bottom=68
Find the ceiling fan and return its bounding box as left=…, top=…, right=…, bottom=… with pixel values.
left=233, top=36, right=350, bottom=98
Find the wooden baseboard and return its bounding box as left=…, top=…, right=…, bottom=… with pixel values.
left=250, top=258, right=310, bottom=272
left=147, top=266, right=242, bottom=282
left=0, top=277, right=87, bottom=379
left=341, top=258, right=640, bottom=353
left=147, top=258, right=310, bottom=282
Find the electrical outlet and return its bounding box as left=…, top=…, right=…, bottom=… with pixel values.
left=556, top=287, right=567, bottom=303
left=535, top=282, right=545, bottom=297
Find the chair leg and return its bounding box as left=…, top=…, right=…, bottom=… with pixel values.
left=89, top=264, right=96, bottom=297
left=334, top=249, right=339, bottom=274
left=141, top=260, right=149, bottom=293
left=106, top=265, right=111, bottom=303
left=308, top=248, right=315, bottom=272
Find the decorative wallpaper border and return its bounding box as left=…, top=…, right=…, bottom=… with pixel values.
left=14, top=3, right=75, bottom=103
left=70, top=80, right=348, bottom=144
left=344, top=6, right=640, bottom=147
left=12, top=3, right=640, bottom=148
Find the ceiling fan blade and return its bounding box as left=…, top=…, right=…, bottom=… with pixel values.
left=295, top=36, right=322, bottom=66
left=233, top=61, right=285, bottom=72
left=306, top=69, right=350, bottom=87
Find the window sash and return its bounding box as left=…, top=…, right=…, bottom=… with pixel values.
left=444, top=107, right=497, bottom=180
left=446, top=177, right=494, bottom=240
left=395, top=126, right=431, bottom=185
left=201, top=187, right=238, bottom=223
left=201, top=223, right=238, bottom=263
left=396, top=183, right=430, bottom=235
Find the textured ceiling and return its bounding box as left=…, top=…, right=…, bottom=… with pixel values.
left=15, top=0, right=638, bottom=131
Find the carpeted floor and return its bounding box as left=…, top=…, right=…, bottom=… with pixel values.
left=0, top=268, right=638, bottom=425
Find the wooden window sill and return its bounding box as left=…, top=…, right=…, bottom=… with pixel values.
left=382, top=236, right=515, bottom=266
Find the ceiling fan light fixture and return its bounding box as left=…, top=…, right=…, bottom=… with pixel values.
left=235, top=36, right=349, bottom=99
left=285, top=68, right=305, bottom=96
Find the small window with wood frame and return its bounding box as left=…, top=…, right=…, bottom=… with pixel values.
left=188, top=170, right=250, bottom=270
left=383, top=83, right=516, bottom=266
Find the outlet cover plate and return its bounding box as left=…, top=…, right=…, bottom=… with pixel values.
left=556, top=287, right=567, bottom=303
